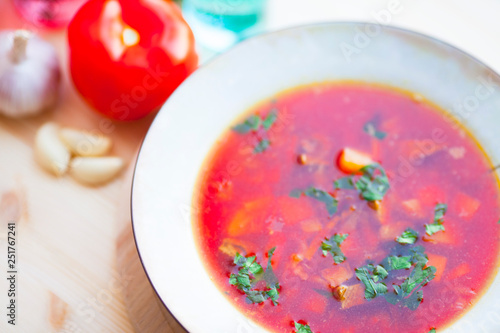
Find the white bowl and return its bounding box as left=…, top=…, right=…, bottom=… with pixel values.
left=132, top=23, right=500, bottom=333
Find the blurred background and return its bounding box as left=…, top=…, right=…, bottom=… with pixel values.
left=6, top=0, right=500, bottom=67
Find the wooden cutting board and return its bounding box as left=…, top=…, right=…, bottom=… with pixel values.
left=2, top=1, right=500, bottom=333
left=0, top=1, right=154, bottom=332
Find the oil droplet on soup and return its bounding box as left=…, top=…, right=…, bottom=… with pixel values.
left=193, top=82, right=500, bottom=333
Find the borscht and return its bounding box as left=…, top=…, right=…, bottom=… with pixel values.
left=193, top=82, right=500, bottom=332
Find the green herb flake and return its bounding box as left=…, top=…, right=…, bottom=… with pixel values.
left=354, top=164, right=390, bottom=202
left=425, top=223, right=445, bottom=235
left=387, top=256, right=412, bottom=270
left=373, top=265, right=388, bottom=282
left=364, top=121, right=387, bottom=140
left=429, top=329, right=436, bottom=333
left=254, top=139, right=271, bottom=153
left=409, top=246, right=429, bottom=266
left=266, top=283, right=280, bottom=305
left=262, top=109, right=278, bottom=130
left=425, top=203, right=447, bottom=235
left=294, top=322, right=314, bottom=333
left=355, top=266, right=388, bottom=300
left=229, top=248, right=280, bottom=305
left=334, top=176, right=355, bottom=190
left=232, top=115, right=260, bottom=134
left=396, top=228, right=419, bottom=245
left=434, top=203, right=447, bottom=221
left=233, top=110, right=279, bottom=153
left=245, top=290, right=268, bottom=304
left=304, top=187, right=338, bottom=216
left=321, top=234, right=349, bottom=264
left=260, top=247, right=279, bottom=286
left=385, top=264, right=436, bottom=310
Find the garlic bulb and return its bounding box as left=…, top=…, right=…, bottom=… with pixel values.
left=0, top=30, right=61, bottom=117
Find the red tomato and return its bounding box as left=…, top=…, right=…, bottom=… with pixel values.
left=68, top=0, right=198, bottom=120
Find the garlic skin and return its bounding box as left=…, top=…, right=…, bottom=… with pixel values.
left=0, top=30, right=61, bottom=118
left=69, top=157, right=124, bottom=185
left=34, top=122, right=71, bottom=176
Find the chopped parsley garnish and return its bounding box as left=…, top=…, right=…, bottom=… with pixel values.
left=321, top=234, right=349, bottom=264
left=254, top=139, right=270, bottom=153
left=355, top=265, right=388, bottom=300
left=229, top=247, right=280, bottom=305
left=334, top=164, right=390, bottom=202
left=425, top=203, right=447, bottom=235
left=373, top=265, right=389, bottom=281
left=232, top=114, right=260, bottom=133
left=294, top=322, right=314, bottom=333
left=387, top=256, right=412, bottom=270
left=290, top=187, right=338, bottom=216
left=334, top=176, right=355, bottom=190
left=396, top=228, right=419, bottom=245
left=355, top=236, right=436, bottom=310
left=425, top=223, right=445, bottom=236
left=355, top=164, right=390, bottom=201
left=434, top=203, right=447, bottom=221
left=429, top=328, right=436, bottom=333
left=385, top=264, right=436, bottom=310
left=408, top=245, right=429, bottom=266
left=364, top=121, right=387, bottom=140
left=262, top=109, right=278, bottom=129
left=232, top=110, right=278, bottom=153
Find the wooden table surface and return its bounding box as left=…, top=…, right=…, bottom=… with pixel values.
left=1, top=0, right=500, bottom=332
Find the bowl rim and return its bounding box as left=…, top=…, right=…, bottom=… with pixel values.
left=130, top=21, right=500, bottom=332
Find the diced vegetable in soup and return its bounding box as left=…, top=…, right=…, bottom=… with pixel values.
left=193, top=82, right=500, bottom=332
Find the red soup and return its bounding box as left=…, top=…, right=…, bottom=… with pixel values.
left=194, top=82, right=500, bottom=333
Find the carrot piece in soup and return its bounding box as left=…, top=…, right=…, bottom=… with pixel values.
left=228, top=198, right=269, bottom=236
left=379, top=222, right=406, bottom=241
left=279, top=197, right=315, bottom=224
left=374, top=200, right=390, bottom=224
left=338, top=148, right=374, bottom=174
left=293, top=263, right=309, bottom=280
left=340, top=328, right=355, bottom=333
left=304, top=233, right=325, bottom=260
left=446, top=263, right=471, bottom=280
left=301, top=219, right=323, bottom=232
left=321, top=264, right=353, bottom=287
left=219, top=238, right=253, bottom=257
left=339, top=284, right=365, bottom=309
left=371, top=140, right=381, bottom=161
left=427, top=253, right=447, bottom=282
left=305, top=292, right=328, bottom=313
left=367, top=200, right=382, bottom=211
left=339, top=234, right=363, bottom=259
left=417, top=185, right=446, bottom=207
left=398, top=140, right=443, bottom=159
left=402, top=199, right=424, bottom=217
left=454, top=192, right=480, bottom=219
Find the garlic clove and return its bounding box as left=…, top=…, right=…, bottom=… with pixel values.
left=69, top=157, right=124, bottom=186
left=34, top=122, right=71, bottom=176
left=59, top=128, right=112, bottom=157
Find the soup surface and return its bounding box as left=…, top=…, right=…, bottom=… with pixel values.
left=194, top=82, right=500, bottom=332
